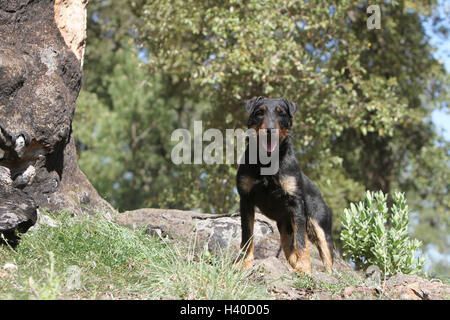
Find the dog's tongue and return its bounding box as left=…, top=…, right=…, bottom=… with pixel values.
left=262, top=134, right=278, bottom=153
left=266, top=141, right=277, bottom=153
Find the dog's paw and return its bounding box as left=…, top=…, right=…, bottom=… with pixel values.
left=295, top=266, right=312, bottom=275
left=240, top=258, right=254, bottom=271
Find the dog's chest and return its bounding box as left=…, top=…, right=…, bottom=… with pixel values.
left=249, top=175, right=300, bottom=220
left=253, top=175, right=299, bottom=198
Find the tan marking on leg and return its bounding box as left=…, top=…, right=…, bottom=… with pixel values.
left=241, top=240, right=254, bottom=270
left=296, top=232, right=312, bottom=274
left=280, top=227, right=298, bottom=270
left=292, top=216, right=311, bottom=274
left=279, top=176, right=297, bottom=196
left=240, top=213, right=255, bottom=270
left=279, top=218, right=311, bottom=274
left=239, top=176, right=257, bottom=194
left=308, top=218, right=333, bottom=273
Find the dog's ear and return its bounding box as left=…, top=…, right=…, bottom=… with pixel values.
left=282, top=98, right=298, bottom=117
left=245, top=96, right=264, bottom=115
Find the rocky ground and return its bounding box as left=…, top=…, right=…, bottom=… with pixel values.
left=251, top=256, right=449, bottom=300
left=115, top=208, right=450, bottom=300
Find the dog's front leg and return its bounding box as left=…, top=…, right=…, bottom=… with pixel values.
left=240, top=197, right=255, bottom=270
left=278, top=203, right=312, bottom=274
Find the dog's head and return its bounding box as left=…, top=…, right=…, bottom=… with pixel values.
left=245, top=96, right=297, bottom=152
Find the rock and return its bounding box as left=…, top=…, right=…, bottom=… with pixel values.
left=37, top=213, right=60, bottom=228
left=0, top=263, right=17, bottom=278
left=115, top=208, right=353, bottom=273
left=252, top=257, right=297, bottom=297
left=65, top=265, right=82, bottom=290
left=343, top=286, right=354, bottom=298
left=115, top=209, right=277, bottom=259
left=3, top=263, right=18, bottom=272
left=254, top=256, right=290, bottom=279
left=312, top=271, right=339, bottom=286
left=29, top=211, right=60, bottom=232
left=383, top=274, right=450, bottom=300
left=348, top=286, right=378, bottom=300
left=364, top=265, right=382, bottom=289
left=116, top=209, right=278, bottom=261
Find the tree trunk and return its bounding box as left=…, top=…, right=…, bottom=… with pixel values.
left=0, top=0, right=114, bottom=232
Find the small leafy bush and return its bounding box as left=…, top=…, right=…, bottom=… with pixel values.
left=340, top=191, right=425, bottom=276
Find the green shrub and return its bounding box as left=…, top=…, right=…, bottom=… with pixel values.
left=340, top=191, right=425, bottom=276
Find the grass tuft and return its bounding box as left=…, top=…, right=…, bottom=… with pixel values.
left=0, top=211, right=269, bottom=300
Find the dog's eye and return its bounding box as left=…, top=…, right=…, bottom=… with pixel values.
left=277, top=107, right=285, bottom=115
left=255, top=110, right=265, bottom=117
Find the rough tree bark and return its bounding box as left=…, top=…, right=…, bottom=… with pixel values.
left=0, top=0, right=113, bottom=241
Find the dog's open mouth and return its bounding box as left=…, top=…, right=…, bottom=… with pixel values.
left=260, top=131, right=279, bottom=153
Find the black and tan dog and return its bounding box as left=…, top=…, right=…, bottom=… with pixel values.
left=236, top=96, right=333, bottom=274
